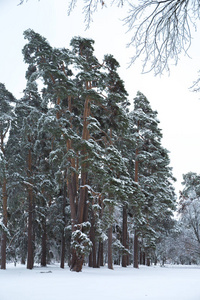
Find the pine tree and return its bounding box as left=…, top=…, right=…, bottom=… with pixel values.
left=97, top=55, right=137, bottom=269
left=0, top=83, right=15, bottom=269
left=22, top=29, right=75, bottom=268
left=68, top=37, right=107, bottom=271
left=15, top=83, right=44, bottom=269
left=131, top=91, right=176, bottom=267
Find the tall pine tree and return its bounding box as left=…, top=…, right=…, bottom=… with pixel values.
left=131, top=91, right=176, bottom=267
left=0, top=83, right=15, bottom=269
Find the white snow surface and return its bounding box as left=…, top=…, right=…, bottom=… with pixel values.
left=0, top=264, right=200, bottom=300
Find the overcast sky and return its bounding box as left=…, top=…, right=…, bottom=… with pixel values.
left=1, top=0, right=200, bottom=195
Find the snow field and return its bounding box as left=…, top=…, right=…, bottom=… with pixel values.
left=0, top=264, right=200, bottom=300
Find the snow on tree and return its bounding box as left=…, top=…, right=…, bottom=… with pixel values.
left=130, top=91, right=176, bottom=267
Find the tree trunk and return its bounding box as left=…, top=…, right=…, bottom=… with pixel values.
left=1, top=232, right=7, bottom=270
left=68, top=172, right=86, bottom=272
left=60, top=181, right=67, bottom=269
left=139, top=247, right=143, bottom=265
left=67, top=175, right=77, bottom=232
left=147, top=257, right=151, bottom=266
left=122, top=205, right=128, bottom=267
left=97, top=241, right=104, bottom=267
left=78, top=173, right=88, bottom=224
left=77, top=96, right=90, bottom=226
left=41, top=219, right=47, bottom=267
left=134, top=143, right=139, bottom=269
left=60, top=232, right=66, bottom=269
left=67, top=159, right=82, bottom=271
left=92, top=238, right=97, bottom=268
left=66, top=96, right=77, bottom=232
left=127, top=233, right=130, bottom=265
left=89, top=210, right=97, bottom=268
left=134, top=230, right=139, bottom=268
left=89, top=252, right=93, bottom=267
left=107, top=226, right=113, bottom=269
left=27, top=188, right=34, bottom=269
left=70, top=249, right=84, bottom=272
left=142, top=251, right=146, bottom=265
left=21, top=257, right=26, bottom=265
left=27, top=149, right=34, bottom=270
left=70, top=95, right=91, bottom=272
left=1, top=178, right=7, bottom=269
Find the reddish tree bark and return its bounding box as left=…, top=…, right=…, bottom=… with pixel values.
left=97, top=242, right=104, bottom=267
left=0, top=127, right=9, bottom=270
left=60, top=181, right=67, bottom=269
left=134, top=141, right=139, bottom=268
left=69, top=92, right=92, bottom=272
left=122, top=205, right=128, bottom=267
left=1, top=178, right=7, bottom=269
left=134, top=230, right=139, bottom=268
left=107, top=226, right=113, bottom=269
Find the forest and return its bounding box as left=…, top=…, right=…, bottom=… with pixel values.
left=0, top=29, right=200, bottom=272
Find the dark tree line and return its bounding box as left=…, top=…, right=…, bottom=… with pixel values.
left=0, top=30, right=176, bottom=271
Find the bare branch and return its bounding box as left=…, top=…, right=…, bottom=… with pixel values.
left=190, top=70, right=200, bottom=92
left=68, top=0, right=126, bottom=29
left=67, top=0, right=78, bottom=16
left=125, top=0, right=200, bottom=74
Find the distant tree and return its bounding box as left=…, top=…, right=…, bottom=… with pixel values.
left=179, top=172, right=200, bottom=261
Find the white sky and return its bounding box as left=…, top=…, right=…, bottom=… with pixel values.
left=1, top=0, right=200, bottom=195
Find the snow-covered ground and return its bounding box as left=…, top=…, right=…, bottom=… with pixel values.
left=0, top=264, right=200, bottom=300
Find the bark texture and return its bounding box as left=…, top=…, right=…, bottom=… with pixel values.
left=107, top=226, right=113, bottom=269
left=134, top=230, right=139, bottom=268
left=41, top=219, right=47, bottom=267
left=1, top=178, right=7, bottom=269
left=27, top=149, right=34, bottom=270
left=122, top=205, right=128, bottom=267
left=60, top=181, right=67, bottom=269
